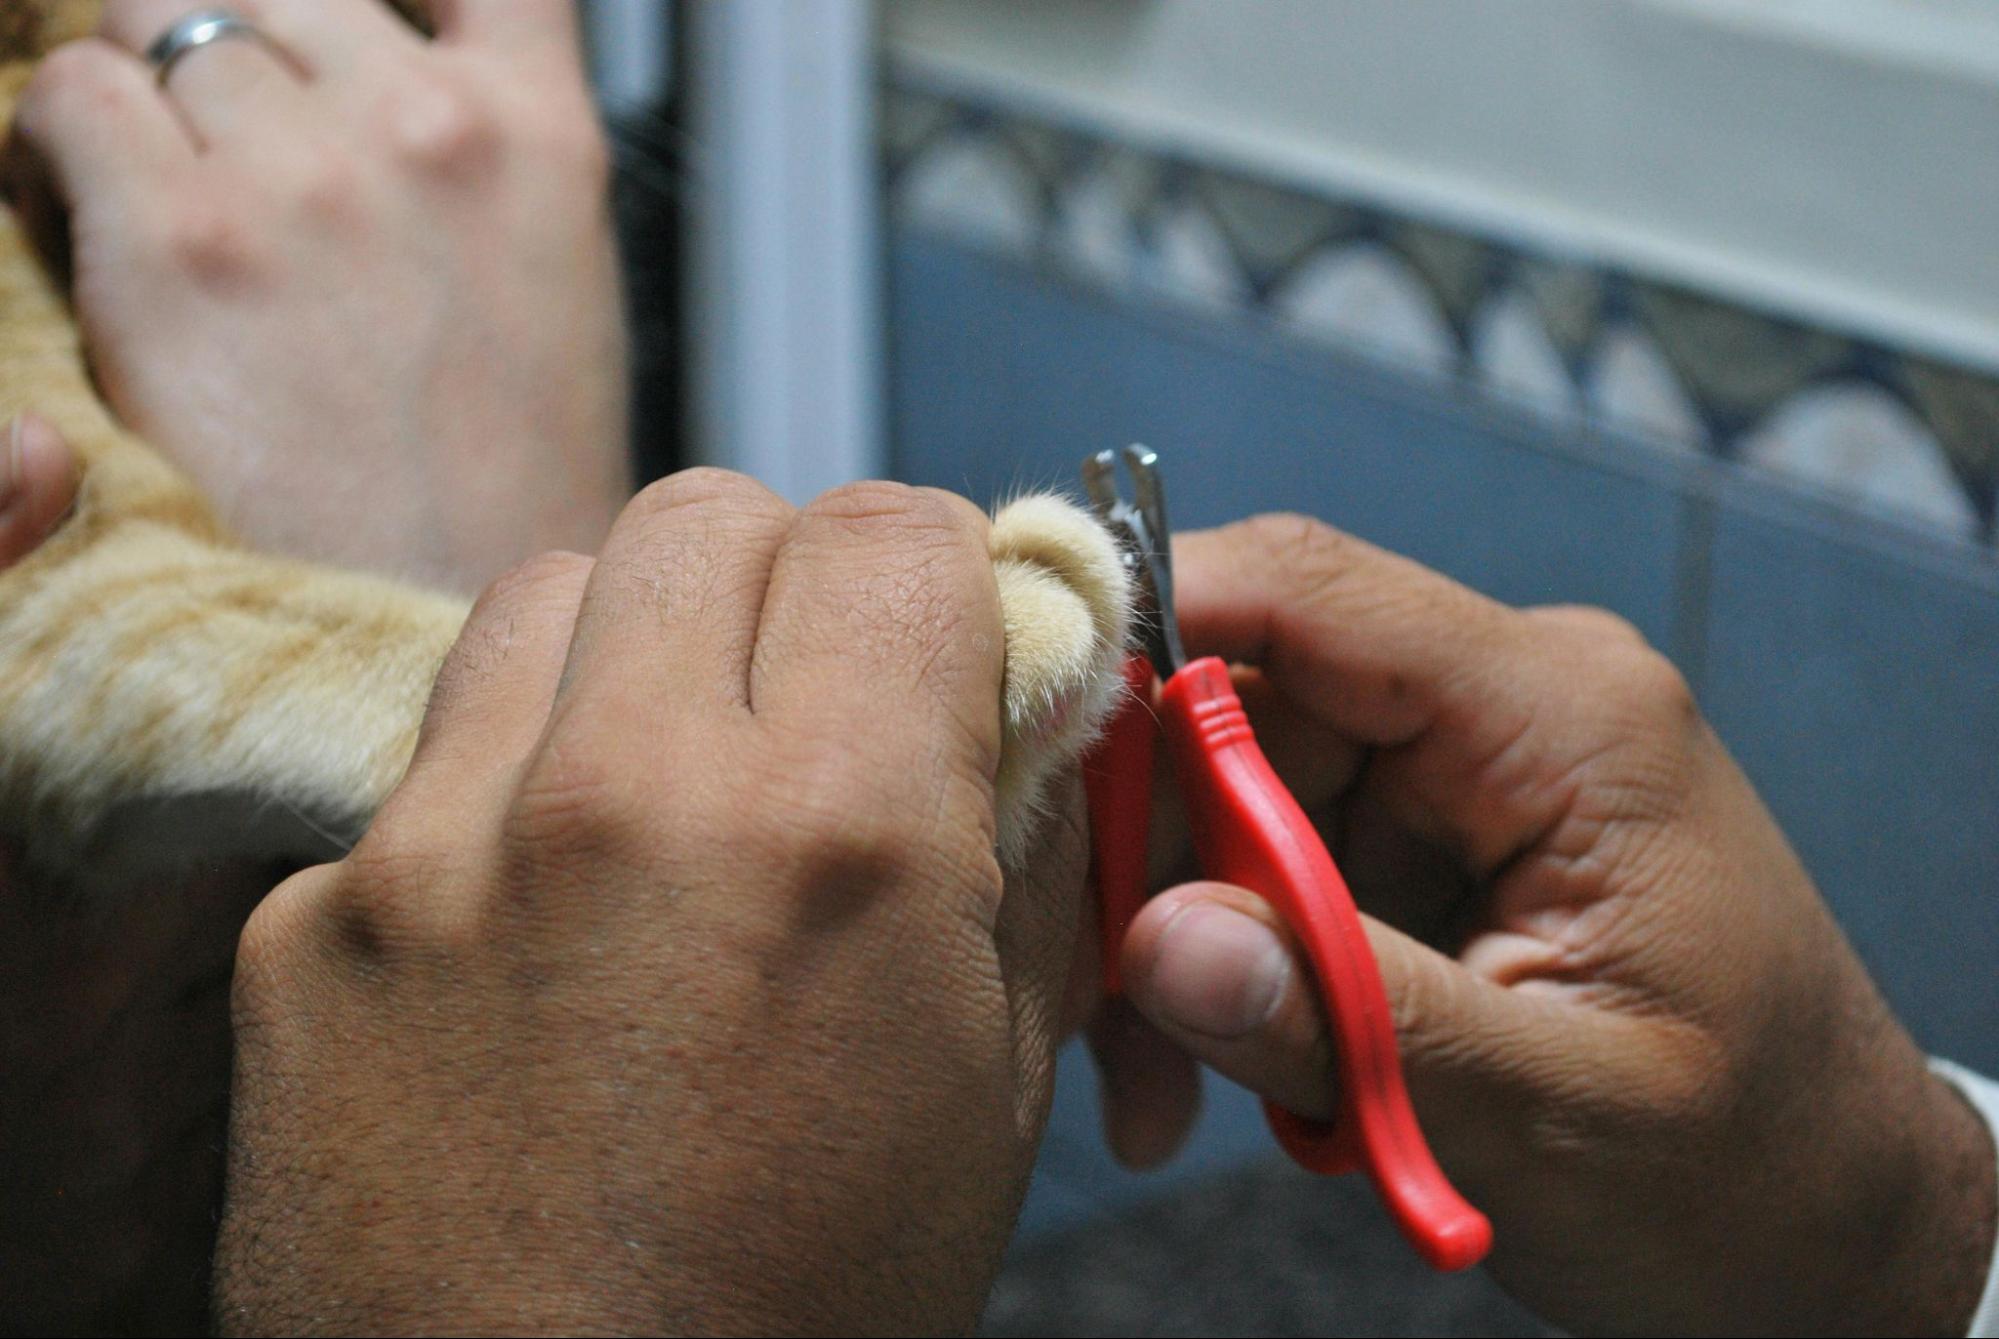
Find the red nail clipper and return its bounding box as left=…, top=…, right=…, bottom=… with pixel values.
left=1079, top=445, right=1492, bottom=1272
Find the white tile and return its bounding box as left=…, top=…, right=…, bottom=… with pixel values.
left=1048, top=163, right=1140, bottom=295
left=1469, top=287, right=1581, bottom=425
left=1139, top=198, right=1253, bottom=313
left=1739, top=382, right=1979, bottom=540
left=895, top=132, right=1041, bottom=261
left=1269, top=242, right=1457, bottom=379
left=1584, top=324, right=1707, bottom=452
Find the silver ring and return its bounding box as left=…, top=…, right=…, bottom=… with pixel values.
left=144, top=9, right=281, bottom=86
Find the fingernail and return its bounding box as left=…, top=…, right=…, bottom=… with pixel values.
left=1144, top=901, right=1292, bottom=1039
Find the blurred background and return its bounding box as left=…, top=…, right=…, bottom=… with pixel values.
left=580, top=1, right=1999, bottom=1331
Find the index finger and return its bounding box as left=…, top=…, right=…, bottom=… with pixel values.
left=1171, top=514, right=1518, bottom=750
left=1171, top=514, right=1590, bottom=880
left=9, top=38, right=193, bottom=208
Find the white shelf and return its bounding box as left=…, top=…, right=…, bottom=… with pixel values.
left=884, top=0, right=1999, bottom=371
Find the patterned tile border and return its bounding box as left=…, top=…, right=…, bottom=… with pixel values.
left=882, top=84, right=1999, bottom=552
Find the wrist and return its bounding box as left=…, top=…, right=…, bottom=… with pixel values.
left=1927, top=1060, right=1999, bottom=1338
left=1802, top=1043, right=1997, bottom=1337
left=1647, top=982, right=1998, bottom=1338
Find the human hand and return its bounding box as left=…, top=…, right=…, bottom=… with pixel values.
left=213, top=474, right=1083, bottom=1335
left=8, top=0, right=628, bottom=593
left=1107, top=516, right=1995, bottom=1335
left=0, top=411, right=75, bottom=566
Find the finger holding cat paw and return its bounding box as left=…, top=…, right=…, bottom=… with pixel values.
left=0, top=412, right=77, bottom=566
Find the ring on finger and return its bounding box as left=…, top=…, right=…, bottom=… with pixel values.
left=145, top=9, right=290, bottom=87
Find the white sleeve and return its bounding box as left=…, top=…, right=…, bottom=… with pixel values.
left=1931, top=1058, right=1999, bottom=1339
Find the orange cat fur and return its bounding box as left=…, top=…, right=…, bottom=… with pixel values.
left=0, top=0, right=1131, bottom=881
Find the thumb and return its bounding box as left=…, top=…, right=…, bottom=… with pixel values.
left=0, top=412, right=78, bottom=567
left=1119, top=881, right=1541, bottom=1132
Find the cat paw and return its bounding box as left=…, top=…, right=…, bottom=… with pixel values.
left=989, top=492, right=1133, bottom=869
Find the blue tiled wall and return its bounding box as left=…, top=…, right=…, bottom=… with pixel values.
left=1702, top=491, right=1999, bottom=1068
left=887, top=232, right=1999, bottom=1234
left=890, top=236, right=1689, bottom=645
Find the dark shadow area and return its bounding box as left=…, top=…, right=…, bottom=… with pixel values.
left=984, top=1160, right=1554, bottom=1338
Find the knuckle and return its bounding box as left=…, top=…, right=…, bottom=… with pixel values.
left=329, top=826, right=461, bottom=944
left=776, top=788, right=954, bottom=905
left=1249, top=512, right=1361, bottom=596
left=759, top=740, right=985, bottom=890
left=1583, top=623, right=1695, bottom=727
left=233, top=853, right=465, bottom=1003
left=606, top=471, right=788, bottom=576
left=280, top=150, right=364, bottom=228
left=27, top=37, right=110, bottom=91
left=801, top=482, right=987, bottom=565
left=758, top=742, right=909, bottom=850
left=1265, top=510, right=1340, bottom=547
left=790, top=805, right=908, bottom=885
left=1249, top=510, right=1347, bottom=554
left=27, top=40, right=94, bottom=89
left=161, top=202, right=266, bottom=290
left=1528, top=603, right=1650, bottom=651
left=807, top=479, right=933, bottom=527
left=921, top=485, right=993, bottom=540
left=18, top=40, right=128, bottom=138
left=504, top=734, right=646, bottom=871
left=474, top=549, right=594, bottom=619
left=1621, top=646, right=1698, bottom=733
left=1537, top=608, right=1696, bottom=732
left=381, top=80, right=501, bottom=178
left=620, top=467, right=778, bottom=528
left=18, top=43, right=92, bottom=116
left=234, top=865, right=332, bottom=991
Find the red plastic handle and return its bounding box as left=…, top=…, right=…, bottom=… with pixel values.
left=1160, top=656, right=1492, bottom=1272
left=1083, top=656, right=1159, bottom=995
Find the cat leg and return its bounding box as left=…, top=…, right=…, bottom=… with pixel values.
left=0, top=483, right=1129, bottom=879
left=0, top=524, right=468, bottom=880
